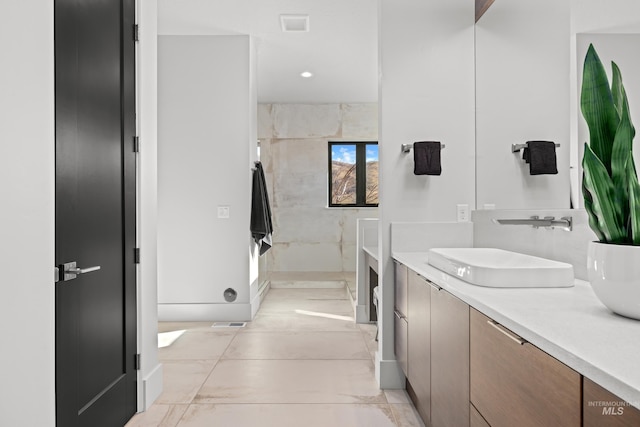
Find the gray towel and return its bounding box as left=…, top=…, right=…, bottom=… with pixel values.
left=522, top=141, right=558, bottom=175
left=250, top=162, right=273, bottom=255
left=413, top=141, right=442, bottom=175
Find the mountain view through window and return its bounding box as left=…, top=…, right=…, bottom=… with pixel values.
left=329, top=142, right=378, bottom=207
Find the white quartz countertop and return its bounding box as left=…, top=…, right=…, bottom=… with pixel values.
left=363, top=245, right=378, bottom=261
left=393, top=251, right=640, bottom=409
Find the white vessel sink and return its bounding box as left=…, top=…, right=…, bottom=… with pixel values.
left=427, top=248, right=574, bottom=288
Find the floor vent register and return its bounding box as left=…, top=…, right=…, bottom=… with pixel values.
left=212, top=322, right=247, bottom=328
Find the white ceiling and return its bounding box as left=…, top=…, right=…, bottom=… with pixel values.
left=157, top=0, right=379, bottom=104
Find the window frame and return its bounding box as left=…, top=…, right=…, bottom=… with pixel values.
left=328, top=141, right=379, bottom=208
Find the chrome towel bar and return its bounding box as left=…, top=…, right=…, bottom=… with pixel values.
left=402, top=143, right=446, bottom=153
left=512, top=142, right=560, bottom=153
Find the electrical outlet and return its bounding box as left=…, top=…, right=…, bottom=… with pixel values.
left=217, top=206, right=230, bottom=219
left=457, top=204, right=469, bottom=222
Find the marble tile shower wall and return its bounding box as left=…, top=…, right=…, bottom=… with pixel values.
left=258, top=104, right=379, bottom=274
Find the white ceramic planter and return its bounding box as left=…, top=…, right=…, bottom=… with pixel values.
left=587, top=241, right=640, bottom=320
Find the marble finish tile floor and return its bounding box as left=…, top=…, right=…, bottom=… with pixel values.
left=126, top=287, right=424, bottom=427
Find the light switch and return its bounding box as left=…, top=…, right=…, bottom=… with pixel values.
left=217, top=206, right=230, bottom=219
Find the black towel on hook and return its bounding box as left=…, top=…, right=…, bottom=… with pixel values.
left=524, top=140, right=558, bottom=175
left=413, top=141, right=442, bottom=175
left=250, top=161, right=273, bottom=255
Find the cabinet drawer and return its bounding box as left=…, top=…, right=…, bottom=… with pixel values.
left=394, top=310, right=408, bottom=377
left=583, top=377, right=640, bottom=427
left=470, top=309, right=581, bottom=427
left=394, top=261, right=408, bottom=316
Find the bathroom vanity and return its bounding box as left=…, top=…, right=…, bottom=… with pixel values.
left=393, top=251, right=640, bottom=427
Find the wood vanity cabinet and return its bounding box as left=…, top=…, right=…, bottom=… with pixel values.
left=394, top=261, right=408, bottom=376
left=470, top=404, right=491, bottom=427
left=470, top=309, right=581, bottom=427
left=430, top=285, right=470, bottom=427
left=583, top=377, right=640, bottom=427
left=407, top=269, right=431, bottom=424
left=398, top=265, right=471, bottom=427
left=394, top=261, right=408, bottom=317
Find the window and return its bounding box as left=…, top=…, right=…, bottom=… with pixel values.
left=328, top=141, right=379, bottom=207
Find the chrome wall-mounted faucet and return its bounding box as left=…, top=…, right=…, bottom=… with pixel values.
left=493, top=216, right=572, bottom=231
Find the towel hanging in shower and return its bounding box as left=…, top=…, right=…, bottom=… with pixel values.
left=250, top=161, right=273, bottom=255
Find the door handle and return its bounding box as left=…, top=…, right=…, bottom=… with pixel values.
left=67, top=265, right=101, bottom=275
left=59, top=261, right=101, bottom=282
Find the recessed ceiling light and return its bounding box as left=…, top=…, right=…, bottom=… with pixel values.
left=280, top=14, right=310, bottom=32
left=300, top=71, right=313, bottom=78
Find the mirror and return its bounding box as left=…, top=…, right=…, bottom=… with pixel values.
left=474, top=0, right=572, bottom=210
left=476, top=1, right=640, bottom=211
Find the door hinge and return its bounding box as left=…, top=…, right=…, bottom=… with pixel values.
left=134, top=354, right=141, bottom=370
left=133, top=136, right=140, bottom=153
left=134, top=247, right=141, bottom=264
left=134, top=24, right=139, bottom=42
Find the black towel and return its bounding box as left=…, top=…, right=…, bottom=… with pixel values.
left=250, top=161, right=273, bottom=255
left=413, top=141, right=442, bottom=175
left=523, top=140, right=558, bottom=175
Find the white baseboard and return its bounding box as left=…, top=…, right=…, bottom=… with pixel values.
left=375, top=351, right=406, bottom=389
left=142, top=362, right=163, bottom=410
left=158, top=303, right=252, bottom=321
left=251, top=280, right=270, bottom=318
left=269, top=280, right=345, bottom=289
left=355, top=304, right=369, bottom=323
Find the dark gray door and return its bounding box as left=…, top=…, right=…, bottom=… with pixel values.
left=55, top=0, right=137, bottom=425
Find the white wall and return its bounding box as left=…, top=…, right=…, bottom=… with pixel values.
left=138, top=0, right=162, bottom=410
left=571, top=0, right=640, bottom=34
left=378, top=0, right=476, bottom=387
left=258, top=103, right=379, bottom=275
left=0, top=2, right=55, bottom=425
left=158, top=35, right=256, bottom=321
left=570, top=1, right=640, bottom=208
left=475, top=0, right=571, bottom=210
left=248, top=38, right=260, bottom=317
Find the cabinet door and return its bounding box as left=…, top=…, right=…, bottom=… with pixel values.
left=394, top=261, right=408, bottom=317
left=470, top=309, right=581, bottom=427
left=407, top=270, right=431, bottom=424
left=431, top=287, right=469, bottom=427
left=584, top=377, right=640, bottom=427
left=394, top=310, right=408, bottom=377
left=470, top=404, right=491, bottom=427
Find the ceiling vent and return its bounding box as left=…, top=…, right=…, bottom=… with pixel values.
left=280, top=14, right=310, bottom=32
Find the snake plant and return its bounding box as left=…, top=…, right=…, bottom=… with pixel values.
left=581, top=43, right=640, bottom=245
